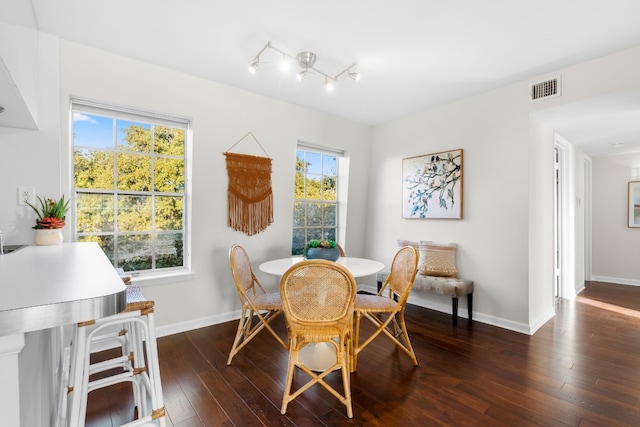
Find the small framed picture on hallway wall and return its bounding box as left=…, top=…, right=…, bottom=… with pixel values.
left=402, top=149, right=463, bottom=219
left=628, top=181, right=640, bottom=227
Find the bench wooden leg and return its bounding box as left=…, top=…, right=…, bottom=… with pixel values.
left=452, top=294, right=473, bottom=328
left=451, top=297, right=458, bottom=328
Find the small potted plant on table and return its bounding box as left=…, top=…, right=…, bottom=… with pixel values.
left=303, top=239, right=341, bottom=261
left=26, top=195, right=70, bottom=245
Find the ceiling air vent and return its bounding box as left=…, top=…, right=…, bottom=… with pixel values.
left=529, top=75, right=561, bottom=102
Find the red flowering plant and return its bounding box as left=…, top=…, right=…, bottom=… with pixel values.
left=26, top=195, right=70, bottom=229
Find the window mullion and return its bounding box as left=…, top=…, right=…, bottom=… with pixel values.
left=73, top=104, right=188, bottom=274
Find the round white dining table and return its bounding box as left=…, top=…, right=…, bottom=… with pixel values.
left=259, top=256, right=384, bottom=278
left=258, top=256, right=385, bottom=372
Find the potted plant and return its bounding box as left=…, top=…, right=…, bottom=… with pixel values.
left=304, top=239, right=341, bottom=261
left=26, top=195, right=70, bottom=245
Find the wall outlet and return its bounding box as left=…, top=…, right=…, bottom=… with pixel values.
left=18, top=187, right=35, bottom=206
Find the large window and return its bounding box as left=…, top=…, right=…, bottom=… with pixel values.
left=292, top=145, right=340, bottom=255
left=72, top=100, right=189, bottom=274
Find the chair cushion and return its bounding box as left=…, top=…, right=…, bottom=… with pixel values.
left=251, top=292, right=282, bottom=310
left=354, top=294, right=397, bottom=312
left=418, top=241, right=457, bottom=277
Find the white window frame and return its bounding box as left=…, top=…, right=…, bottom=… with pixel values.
left=292, top=141, right=344, bottom=255
left=70, top=99, right=192, bottom=282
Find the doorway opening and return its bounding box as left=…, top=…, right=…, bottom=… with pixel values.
left=554, top=146, right=563, bottom=301
left=554, top=135, right=577, bottom=301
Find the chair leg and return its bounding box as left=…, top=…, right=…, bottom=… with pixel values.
left=395, top=309, right=418, bottom=366
left=352, top=312, right=363, bottom=372
left=281, top=340, right=298, bottom=415
left=452, top=297, right=459, bottom=328
left=227, top=307, right=286, bottom=365
left=467, top=293, right=473, bottom=322
left=339, top=342, right=353, bottom=418
left=356, top=310, right=417, bottom=367
left=227, top=307, right=250, bottom=365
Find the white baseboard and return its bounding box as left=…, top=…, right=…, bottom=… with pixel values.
left=155, top=310, right=240, bottom=338
left=153, top=283, right=566, bottom=340
left=590, top=275, right=640, bottom=287
left=357, top=284, right=536, bottom=336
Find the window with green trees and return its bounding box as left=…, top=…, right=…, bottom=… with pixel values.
left=292, top=147, right=339, bottom=255
left=72, top=101, right=189, bottom=274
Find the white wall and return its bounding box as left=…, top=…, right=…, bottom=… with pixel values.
left=55, top=40, right=372, bottom=331
left=367, top=45, right=640, bottom=334
left=592, top=153, right=640, bottom=285
left=368, top=81, right=533, bottom=333
left=0, top=29, right=58, bottom=245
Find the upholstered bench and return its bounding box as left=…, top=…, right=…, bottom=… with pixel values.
left=380, top=240, right=474, bottom=327
left=377, top=272, right=473, bottom=327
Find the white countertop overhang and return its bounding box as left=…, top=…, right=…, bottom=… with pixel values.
left=0, top=242, right=126, bottom=336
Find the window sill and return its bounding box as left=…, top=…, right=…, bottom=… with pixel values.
left=130, top=270, right=195, bottom=287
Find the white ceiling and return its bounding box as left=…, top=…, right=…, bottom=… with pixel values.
left=7, top=0, right=640, bottom=156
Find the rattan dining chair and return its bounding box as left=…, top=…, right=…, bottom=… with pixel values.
left=227, top=244, right=287, bottom=365
left=352, top=245, right=419, bottom=371
left=279, top=259, right=357, bottom=418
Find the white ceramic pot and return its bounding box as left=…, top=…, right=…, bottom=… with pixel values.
left=34, top=228, right=64, bottom=246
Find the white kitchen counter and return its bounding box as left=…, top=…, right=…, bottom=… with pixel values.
left=0, top=242, right=126, bottom=335
left=0, top=241, right=126, bottom=426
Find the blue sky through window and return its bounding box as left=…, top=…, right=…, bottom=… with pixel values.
left=73, top=113, right=114, bottom=149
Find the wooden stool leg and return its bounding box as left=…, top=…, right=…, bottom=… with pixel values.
left=467, top=293, right=473, bottom=322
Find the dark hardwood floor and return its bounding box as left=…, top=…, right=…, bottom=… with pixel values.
left=86, top=281, right=640, bottom=426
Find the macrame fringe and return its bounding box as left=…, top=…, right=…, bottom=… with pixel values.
left=225, top=152, right=274, bottom=236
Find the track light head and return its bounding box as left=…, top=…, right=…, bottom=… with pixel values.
left=325, top=77, right=336, bottom=91
left=297, top=69, right=308, bottom=82
left=248, top=57, right=259, bottom=73
left=280, top=54, right=290, bottom=71
left=348, top=70, right=360, bottom=81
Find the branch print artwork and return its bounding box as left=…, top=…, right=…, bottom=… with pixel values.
left=402, top=149, right=463, bottom=219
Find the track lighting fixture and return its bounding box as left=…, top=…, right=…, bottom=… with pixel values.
left=324, top=77, right=336, bottom=91
left=297, top=69, right=308, bottom=82
left=248, top=41, right=359, bottom=90
left=248, top=57, right=259, bottom=73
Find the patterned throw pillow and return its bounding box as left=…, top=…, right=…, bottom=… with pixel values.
left=396, top=239, right=418, bottom=249
left=418, top=241, right=458, bottom=277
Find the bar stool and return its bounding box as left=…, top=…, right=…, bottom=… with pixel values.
left=64, top=280, right=166, bottom=427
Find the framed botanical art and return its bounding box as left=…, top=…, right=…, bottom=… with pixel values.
left=628, top=181, right=640, bottom=227
left=402, top=149, right=463, bottom=219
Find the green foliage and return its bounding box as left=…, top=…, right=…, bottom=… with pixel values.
left=294, top=154, right=337, bottom=201
left=155, top=127, right=185, bottom=156
left=74, top=118, right=185, bottom=272
left=302, top=239, right=337, bottom=257
left=26, top=195, right=70, bottom=220
left=292, top=150, right=339, bottom=256
left=119, top=124, right=151, bottom=152
left=74, top=149, right=114, bottom=189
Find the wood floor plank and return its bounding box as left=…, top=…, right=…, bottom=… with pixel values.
left=85, top=281, right=640, bottom=426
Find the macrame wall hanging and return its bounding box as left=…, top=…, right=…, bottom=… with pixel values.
left=224, top=132, right=274, bottom=236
